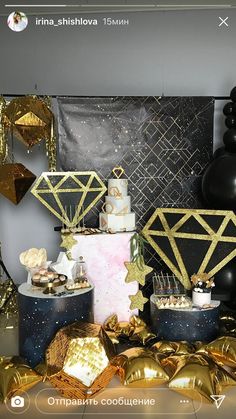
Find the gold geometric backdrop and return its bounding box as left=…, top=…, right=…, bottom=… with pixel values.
left=142, top=208, right=236, bottom=289
left=31, top=172, right=107, bottom=228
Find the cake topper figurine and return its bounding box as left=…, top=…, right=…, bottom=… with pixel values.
left=112, top=166, right=125, bottom=179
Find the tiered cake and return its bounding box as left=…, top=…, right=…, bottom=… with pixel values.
left=99, top=178, right=136, bottom=232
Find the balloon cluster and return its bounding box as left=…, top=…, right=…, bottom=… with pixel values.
left=202, top=86, right=236, bottom=209
left=202, top=87, right=236, bottom=304
left=223, top=87, right=236, bottom=130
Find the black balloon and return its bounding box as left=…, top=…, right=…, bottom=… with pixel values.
left=213, top=146, right=225, bottom=159
left=223, top=102, right=234, bottom=116
left=214, top=258, right=236, bottom=294
left=232, top=103, right=236, bottom=115
left=225, top=115, right=236, bottom=128
left=202, top=154, right=236, bottom=209
left=225, top=300, right=236, bottom=310
left=230, top=86, right=236, bottom=102
left=223, top=128, right=236, bottom=152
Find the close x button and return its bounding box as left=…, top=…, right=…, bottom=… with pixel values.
left=218, top=16, right=229, bottom=27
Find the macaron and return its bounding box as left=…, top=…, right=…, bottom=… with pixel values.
left=53, top=278, right=60, bottom=285
left=39, top=269, right=47, bottom=275
left=40, top=276, right=49, bottom=282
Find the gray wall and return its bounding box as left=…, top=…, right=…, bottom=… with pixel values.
left=0, top=9, right=235, bottom=96
left=0, top=9, right=234, bottom=282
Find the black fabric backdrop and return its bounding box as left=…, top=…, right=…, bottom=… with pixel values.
left=57, top=96, right=214, bottom=273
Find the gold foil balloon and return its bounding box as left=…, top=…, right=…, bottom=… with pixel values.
left=151, top=341, right=194, bottom=356
left=206, top=336, right=236, bottom=368
left=129, top=315, right=146, bottom=328
left=113, top=347, right=169, bottom=387
left=212, top=364, right=236, bottom=393
left=195, top=344, right=209, bottom=356
left=194, top=341, right=206, bottom=350
left=161, top=355, right=190, bottom=378
left=103, top=314, right=155, bottom=346
left=174, top=342, right=195, bottom=355
left=129, top=327, right=156, bottom=346
left=151, top=341, right=176, bottom=355
left=168, top=354, right=216, bottom=403
left=104, top=315, right=134, bottom=338
left=129, top=315, right=156, bottom=345
left=0, top=163, right=36, bottom=204
left=0, top=356, right=41, bottom=403
left=104, top=314, right=118, bottom=331
left=45, top=322, right=117, bottom=399
left=114, top=322, right=135, bottom=337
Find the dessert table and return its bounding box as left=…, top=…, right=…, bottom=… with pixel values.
left=150, top=294, right=220, bottom=342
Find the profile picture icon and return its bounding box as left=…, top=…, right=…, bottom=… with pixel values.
left=7, top=11, right=28, bottom=32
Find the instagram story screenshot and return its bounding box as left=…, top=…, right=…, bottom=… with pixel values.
left=1, top=0, right=236, bottom=418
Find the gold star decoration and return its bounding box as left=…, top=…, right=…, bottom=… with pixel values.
left=60, top=233, right=77, bottom=251
left=124, top=261, right=153, bottom=286
left=129, top=290, right=148, bottom=311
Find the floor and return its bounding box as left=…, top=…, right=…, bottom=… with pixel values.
left=0, top=327, right=235, bottom=419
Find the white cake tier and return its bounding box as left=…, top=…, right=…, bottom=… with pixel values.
left=104, top=196, right=131, bottom=214
left=108, top=178, right=128, bottom=198
left=192, top=290, right=211, bottom=307
left=99, top=213, right=136, bottom=232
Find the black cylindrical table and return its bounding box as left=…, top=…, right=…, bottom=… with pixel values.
left=18, top=283, right=94, bottom=367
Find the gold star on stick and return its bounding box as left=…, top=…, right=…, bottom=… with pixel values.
left=124, top=261, right=153, bottom=286
left=60, top=233, right=77, bottom=251
left=129, top=290, right=148, bottom=311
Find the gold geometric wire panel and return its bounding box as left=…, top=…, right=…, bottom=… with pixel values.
left=31, top=172, right=107, bottom=228
left=142, top=208, right=236, bottom=290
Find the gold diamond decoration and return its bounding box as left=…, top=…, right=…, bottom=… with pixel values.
left=31, top=172, right=107, bottom=228
left=112, top=166, right=125, bottom=179
left=142, top=208, right=236, bottom=290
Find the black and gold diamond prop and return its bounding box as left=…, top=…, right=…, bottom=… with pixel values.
left=31, top=172, right=106, bottom=227
left=142, top=208, right=236, bottom=290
